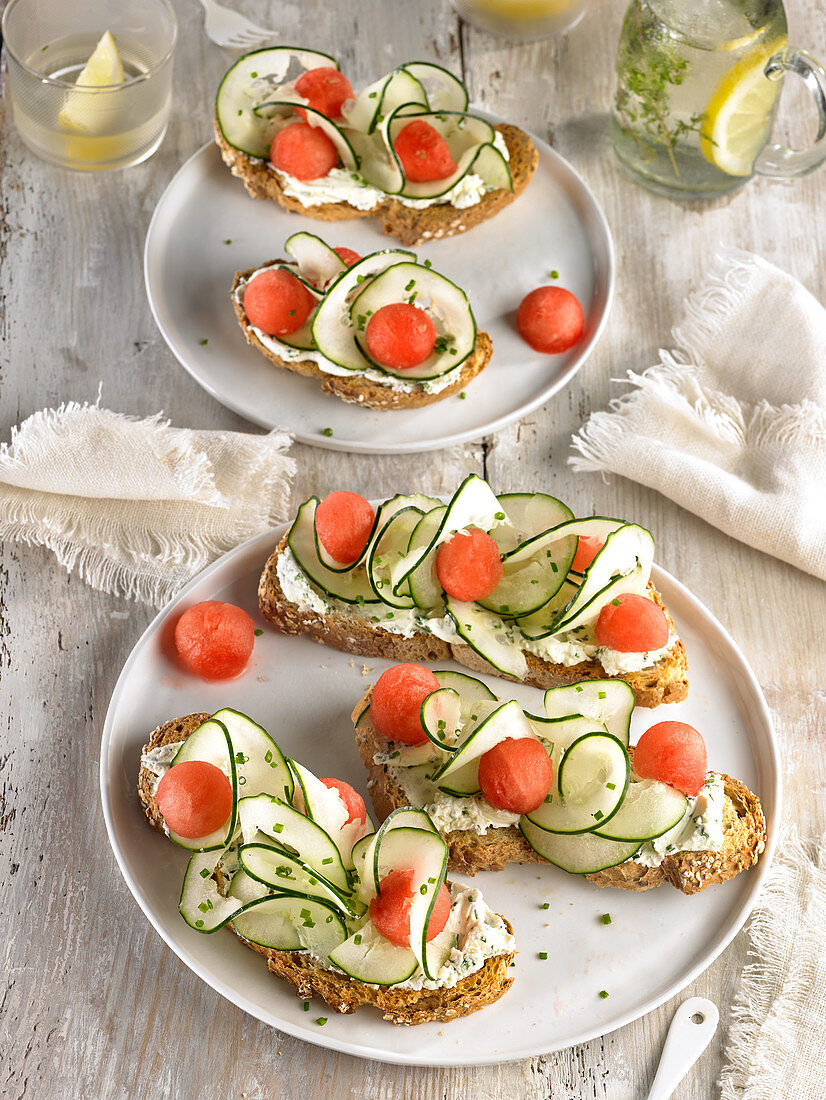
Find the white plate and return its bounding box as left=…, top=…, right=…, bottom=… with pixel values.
left=143, top=122, right=614, bottom=453
left=101, top=527, right=779, bottom=1066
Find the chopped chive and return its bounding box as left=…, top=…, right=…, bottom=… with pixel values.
left=404, top=279, right=416, bottom=291
left=612, top=598, right=620, bottom=606
left=458, top=391, right=467, bottom=399
left=272, top=822, right=284, bottom=833
left=549, top=269, right=559, bottom=279
left=321, top=856, right=333, bottom=865
left=598, top=690, right=606, bottom=700
left=601, top=913, right=612, bottom=925
left=420, top=884, right=427, bottom=894
left=199, top=868, right=211, bottom=879
left=254, top=628, right=264, bottom=636
left=606, top=781, right=616, bottom=790
left=316, top=1017, right=327, bottom=1026
left=224, top=238, right=232, bottom=245
left=195, top=919, right=204, bottom=927
left=541, top=902, right=550, bottom=909
left=288, top=309, right=296, bottom=317
left=303, top=1002, right=310, bottom=1011
left=593, top=809, right=604, bottom=821
left=322, top=427, right=333, bottom=437
left=264, top=749, right=273, bottom=763
left=354, top=934, right=362, bottom=945
left=250, top=71, right=258, bottom=77
left=200, top=338, right=208, bottom=345
left=575, top=685, right=583, bottom=692
left=538, top=951, right=548, bottom=960
left=599, top=990, right=609, bottom=999
left=357, top=595, right=365, bottom=606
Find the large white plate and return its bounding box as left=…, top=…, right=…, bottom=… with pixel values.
left=101, top=527, right=779, bottom=1066
left=143, top=121, right=613, bottom=453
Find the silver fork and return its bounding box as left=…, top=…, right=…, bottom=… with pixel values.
left=198, top=0, right=277, bottom=49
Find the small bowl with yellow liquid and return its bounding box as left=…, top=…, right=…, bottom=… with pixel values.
left=2, top=0, right=177, bottom=171
left=450, top=0, right=589, bottom=39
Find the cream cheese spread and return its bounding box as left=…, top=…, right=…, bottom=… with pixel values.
left=140, top=740, right=185, bottom=798
left=276, top=546, right=680, bottom=676
left=270, top=129, right=511, bottom=213
left=630, top=773, right=727, bottom=867
left=275, top=548, right=461, bottom=641
left=388, top=763, right=520, bottom=835
left=234, top=268, right=466, bottom=396
left=391, top=885, right=513, bottom=991
left=309, top=884, right=513, bottom=991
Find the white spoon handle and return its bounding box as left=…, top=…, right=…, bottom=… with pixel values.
left=646, top=997, right=719, bottom=1100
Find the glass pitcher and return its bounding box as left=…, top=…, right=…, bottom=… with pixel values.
left=611, top=0, right=826, bottom=199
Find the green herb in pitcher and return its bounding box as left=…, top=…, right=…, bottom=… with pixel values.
left=611, top=0, right=789, bottom=198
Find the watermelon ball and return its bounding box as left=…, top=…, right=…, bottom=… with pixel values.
left=634, top=721, right=708, bottom=796
left=156, top=760, right=233, bottom=839
left=315, top=490, right=375, bottom=565
left=364, top=302, right=437, bottom=370
left=393, top=119, right=458, bottom=182
left=174, top=601, right=256, bottom=680
left=370, top=663, right=440, bottom=745
left=436, top=528, right=503, bottom=602
left=319, top=777, right=367, bottom=824
left=571, top=535, right=603, bottom=573
left=517, top=286, right=585, bottom=354
left=243, top=268, right=316, bottom=336
left=270, top=121, right=338, bottom=180
left=595, top=593, right=669, bottom=653
left=478, top=737, right=554, bottom=814
left=334, top=246, right=361, bottom=267
left=294, top=66, right=354, bottom=120
left=369, top=868, right=451, bottom=948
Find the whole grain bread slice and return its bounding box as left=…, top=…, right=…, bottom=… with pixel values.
left=138, top=713, right=515, bottom=1024
left=231, top=266, right=493, bottom=409
left=258, top=535, right=690, bottom=708
left=215, top=121, right=538, bottom=247
left=352, top=691, right=766, bottom=893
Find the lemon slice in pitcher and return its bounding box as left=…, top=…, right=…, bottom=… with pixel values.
left=58, top=31, right=125, bottom=134
left=700, top=41, right=785, bottom=177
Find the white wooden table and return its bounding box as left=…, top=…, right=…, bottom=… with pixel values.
left=2, top=1, right=825, bottom=1095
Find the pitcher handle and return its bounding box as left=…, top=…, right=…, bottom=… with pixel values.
left=755, top=47, right=826, bottom=178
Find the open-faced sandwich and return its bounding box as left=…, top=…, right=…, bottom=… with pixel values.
left=233, top=232, right=492, bottom=408
left=259, top=474, right=690, bottom=707
left=352, top=665, right=767, bottom=888
left=138, top=709, right=515, bottom=1024
left=214, top=47, right=538, bottom=246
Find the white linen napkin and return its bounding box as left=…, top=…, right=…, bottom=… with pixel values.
left=0, top=402, right=295, bottom=607
left=719, top=826, right=826, bottom=1100
left=570, top=249, right=826, bottom=581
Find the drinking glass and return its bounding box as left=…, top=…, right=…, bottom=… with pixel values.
left=2, top=0, right=177, bottom=171
left=611, top=0, right=826, bottom=199
left=450, top=0, right=589, bottom=40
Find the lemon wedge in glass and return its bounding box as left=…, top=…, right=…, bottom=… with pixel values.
left=58, top=30, right=125, bottom=135
left=700, top=41, right=786, bottom=177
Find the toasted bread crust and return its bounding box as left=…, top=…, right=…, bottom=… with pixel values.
left=258, top=535, right=689, bottom=708
left=231, top=266, right=493, bottom=409
left=215, top=120, right=538, bottom=247
left=139, top=714, right=515, bottom=1024
left=352, top=693, right=766, bottom=892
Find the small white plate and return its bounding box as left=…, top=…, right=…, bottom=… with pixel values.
left=101, top=525, right=779, bottom=1066
left=143, top=121, right=614, bottom=453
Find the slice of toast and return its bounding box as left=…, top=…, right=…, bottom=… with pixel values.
left=258, top=535, right=690, bottom=708
left=139, top=713, right=515, bottom=1024
left=352, top=692, right=767, bottom=893
left=215, top=121, right=539, bottom=247
left=231, top=267, right=493, bottom=409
